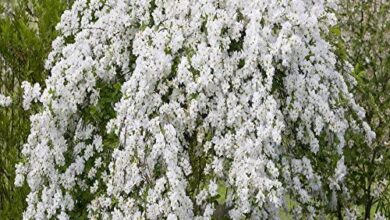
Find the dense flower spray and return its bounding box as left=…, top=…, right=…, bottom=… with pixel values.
left=16, top=0, right=374, bottom=219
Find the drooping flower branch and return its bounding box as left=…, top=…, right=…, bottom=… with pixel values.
left=16, top=0, right=374, bottom=219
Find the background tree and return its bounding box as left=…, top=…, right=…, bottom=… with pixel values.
left=331, top=0, right=390, bottom=219
left=0, top=0, right=68, bottom=218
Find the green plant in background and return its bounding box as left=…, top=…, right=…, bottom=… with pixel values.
left=0, top=0, right=69, bottom=218
left=332, top=0, right=390, bottom=218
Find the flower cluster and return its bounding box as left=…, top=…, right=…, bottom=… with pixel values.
left=21, top=81, right=41, bottom=110
left=16, top=0, right=374, bottom=219
left=0, top=93, right=12, bottom=107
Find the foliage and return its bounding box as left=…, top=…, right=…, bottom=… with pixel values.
left=332, top=0, right=390, bottom=219
left=0, top=0, right=68, bottom=219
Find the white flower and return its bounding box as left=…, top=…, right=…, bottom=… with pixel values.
left=209, top=180, right=218, bottom=197
left=374, top=212, right=386, bottom=220
left=345, top=207, right=357, bottom=220
left=0, top=93, right=12, bottom=107
left=21, top=81, right=41, bottom=110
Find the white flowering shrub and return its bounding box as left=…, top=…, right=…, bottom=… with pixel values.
left=15, top=0, right=375, bottom=219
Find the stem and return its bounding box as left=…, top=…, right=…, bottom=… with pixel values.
left=364, top=198, right=373, bottom=220
left=364, top=148, right=378, bottom=219
left=337, top=197, right=343, bottom=220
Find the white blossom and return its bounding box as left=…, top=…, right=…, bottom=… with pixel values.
left=0, top=93, right=12, bottom=107
left=15, top=0, right=374, bottom=219
left=21, top=81, right=41, bottom=110
left=374, top=212, right=386, bottom=220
